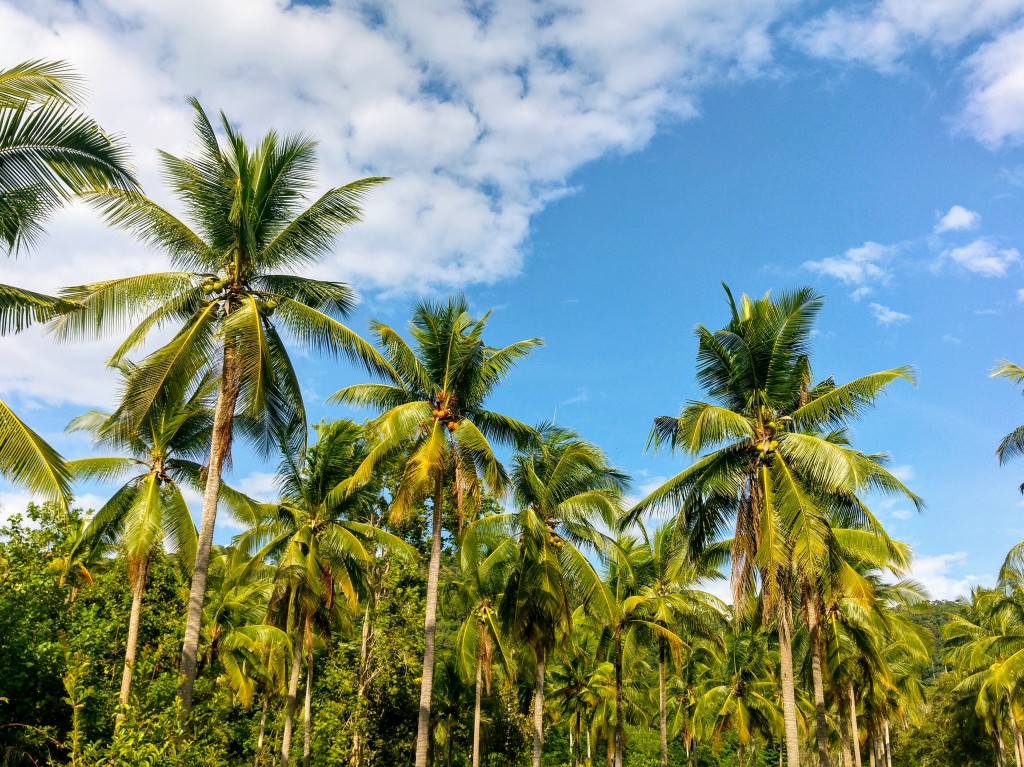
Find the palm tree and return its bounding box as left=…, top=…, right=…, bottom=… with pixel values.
left=330, top=295, right=540, bottom=767
left=52, top=100, right=388, bottom=718
left=630, top=522, right=726, bottom=767
left=630, top=285, right=921, bottom=767
left=450, top=527, right=511, bottom=767
left=66, top=366, right=215, bottom=718
left=466, top=425, right=626, bottom=767
left=0, top=59, right=138, bottom=505
left=239, top=419, right=412, bottom=767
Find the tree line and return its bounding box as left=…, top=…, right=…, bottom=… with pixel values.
left=3, top=58, right=1024, bottom=767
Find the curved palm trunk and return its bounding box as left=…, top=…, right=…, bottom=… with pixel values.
left=303, top=639, right=314, bottom=767
left=179, top=344, right=240, bottom=719
left=805, top=593, right=829, bottom=767
left=658, top=637, right=668, bottom=767
left=281, top=622, right=304, bottom=767
left=472, top=638, right=483, bottom=767
left=777, top=592, right=802, bottom=767
left=532, top=650, right=546, bottom=767
left=116, top=556, right=149, bottom=726
left=414, top=476, right=445, bottom=767
left=614, top=625, right=625, bottom=767
left=848, top=682, right=862, bottom=767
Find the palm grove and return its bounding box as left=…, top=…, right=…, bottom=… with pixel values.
left=1, top=59, right=1022, bottom=767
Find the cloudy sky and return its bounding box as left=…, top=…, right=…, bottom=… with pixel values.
left=4, top=0, right=1024, bottom=600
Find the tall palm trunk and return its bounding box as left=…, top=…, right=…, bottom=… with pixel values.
left=472, top=637, right=483, bottom=767
left=658, top=636, right=668, bottom=767
left=848, top=682, right=862, bottom=767
left=281, top=618, right=304, bottom=767
left=1012, top=704, right=1024, bottom=767
left=614, top=625, right=625, bottom=767
left=805, top=591, right=829, bottom=767
left=302, top=639, right=314, bottom=767
left=838, top=693, right=854, bottom=767
left=532, top=650, right=545, bottom=767
left=352, top=597, right=373, bottom=767
left=777, top=590, right=802, bottom=767
left=254, top=696, right=269, bottom=767
left=883, top=718, right=891, bottom=767
left=179, top=344, right=240, bottom=718
left=414, top=475, right=445, bottom=767
left=116, top=555, right=149, bottom=725
left=998, top=725, right=1009, bottom=767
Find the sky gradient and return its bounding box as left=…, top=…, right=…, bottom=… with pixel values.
left=3, top=0, right=1024, bottom=600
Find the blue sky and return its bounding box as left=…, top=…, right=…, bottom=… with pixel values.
left=3, top=0, right=1024, bottom=598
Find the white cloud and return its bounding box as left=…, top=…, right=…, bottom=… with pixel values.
left=963, top=24, right=1024, bottom=146
left=891, top=509, right=913, bottom=520
left=561, top=387, right=590, bottom=406
left=942, top=237, right=1021, bottom=276
left=935, top=204, right=981, bottom=232
left=869, top=302, right=911, bottom=324
left=942, top=332, right=962, bottom=344
left=0, top=0, right=793, bottom=407
left=792, top=0, right=1024, bottom=69
left=234, top=471, right=279, bottom=503
left=909, top=551, right=988, bottom=600
left=890, top=464, right=915, bottom=481
left=1018, top=288, right=1024, bottom=301
left=804, top=241, right=896, bottom=292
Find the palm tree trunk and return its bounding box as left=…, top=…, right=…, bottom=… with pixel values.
left=254, top=696, right=269, bottom=767
left=777, top=590, right=802, bottom=767
left=116, top=556, right=149, bottom=725
left=867, top=733, right=875, bottom=767
left=414, top=475, right=445, bottom=767
left=883, top=718, right=891, bottom=767
left=302, top=639, right=314, bottom=767
left=658, top=637, right=668, bottom=767
left=351, top=597, right=373, bottom=767
left=838, top=694, right=854, bottom=767
left=1012, top=705, right=1024, bottom=767
left=178, top=343, right=240, bottom=719
left=281, top=622, right=304, bottom=767
left=998, top=726, right=1009, bottom=767
left=472, top=640, right=483, bottom=767
left=614, top=625, right=625, bottom=767
left=532, top=650, right=545, bottom=767
left=848, top=682, right=862, bottom=767
left=805, top=593, right=829, bottom=767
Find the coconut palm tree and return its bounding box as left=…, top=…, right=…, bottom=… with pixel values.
left=52, top=100, right=388, bottom=717
left=66, top=366, right=217, bottom=718
left=0, top=59, right=138, bottom=505
left=466, top=426, right=626, bottom=767
left=330, top=295, right=540, bottom=767
left=238, top=419, right=413, bottom=767
left=630, top=285, right=921, bottom=767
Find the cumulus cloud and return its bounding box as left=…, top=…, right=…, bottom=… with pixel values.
left=891, top=509, right=913, bottom=520
left=869, top=302, right=911, bottom=324
left=935, top=204, right=981, bottom=233
left=792, top=0, right=1024, bottom=69
left=0, top=0, right=793, bottom=407
left=908, top=551, right=988, bottom=600
left=942, top=238, right=1021, bottom=276
left=803, top=241, right=896, bottom=295
left=963, top=24, right=1024, bottom=146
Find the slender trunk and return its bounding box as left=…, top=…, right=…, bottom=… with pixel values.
left=413, top=475, right=445, bottom=767
left=659, top=637, right=668, bottom=767
left=472, top=639, right=483, bottom=767
left=737, top=742, right=744, bottom=767
left=883, top=718, right=891, bottom=767
left=839, top=695, right=854, bottom=767
left=587, top=728, right=592, bottom=763
left=999, top=726, right=1009, bottom=767
left=302, top=639, right=314, bottom=767
left=848, top=682, right=862, bottom=767
left=281, top=621, right=303, bottom=767
left=614, top=625, right=625, bottom=767
left=351, top=597, right=373, bottom=767
left=178, top=344, right=240, bottom=720
left=1008, top=698, right=1023, bottom=767
left=805, top=592, right=829, bottom=767
left=777, top=591, right=802, bottom=767
left=868, top=733, right=875, bottom=767
left=117, top=556, right=149, bottom=725
left=532, top=651, right=545, bottom=767
left=254, top=696, right=269, bottom=767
